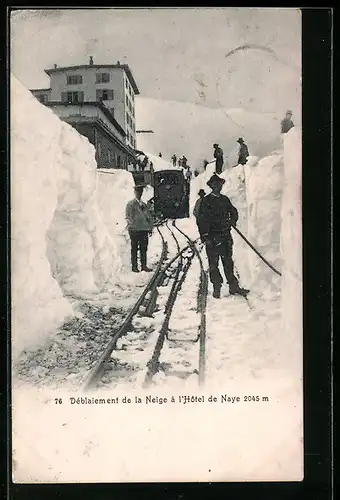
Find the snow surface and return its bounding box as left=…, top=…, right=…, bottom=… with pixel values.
left=11, top=75, right=143, bottom=357
left=136, top=96, right=298, bottom=172
left=12, top=77, right=303, bottom=483
left=280, top=127, right=302, bottom=373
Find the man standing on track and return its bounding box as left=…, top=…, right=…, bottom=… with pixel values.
left=197, top=174, right=249, bottom=299
left=125, top=184, right=153, bottom=273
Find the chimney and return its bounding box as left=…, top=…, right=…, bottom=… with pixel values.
left=89, top=56, right=94, bottom=66
left=54, top=64, right=57, bottom=69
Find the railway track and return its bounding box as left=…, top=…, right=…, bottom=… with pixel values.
left=83, top=221, right=208, bottom=391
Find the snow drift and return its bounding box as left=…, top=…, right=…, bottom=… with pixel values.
left=11, top=75, right=137, bottom=356
left=11, top=75, right=73, bottom=358
left=280, top=127, right=302, bottom=360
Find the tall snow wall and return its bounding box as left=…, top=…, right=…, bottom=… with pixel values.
left=280, top=127, right=302, bottom=359
left=11, top=76, right=73, bottom=358
left=244, top=152, right=284, bottom=295
left=11, top=75, right=135, bottom=356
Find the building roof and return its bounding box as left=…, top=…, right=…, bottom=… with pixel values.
left=44, top=64, right=140, bottom=95
left=30, top=88, right=51, bottom=92
left=45, top=101, right=127, bottom=137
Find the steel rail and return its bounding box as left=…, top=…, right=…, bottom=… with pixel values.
left=164, top=220, right=184, bottom=314
left=83, top=228, right=199, bottom=390
left=143, top=245, right=195, bottom=387
left=83, top=224, right=168, bottom=391
left=173, top=222, right=208, bottom=387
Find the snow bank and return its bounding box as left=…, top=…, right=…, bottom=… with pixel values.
left=244, top=152, right=284, bottom=294
left=11, top=76, right=73, bottom=357
left=136, top=97, right=284, bottom=172
left=45, top=127, right=125, bottom=295
left=143, top=151, right=177, bottom=172
left=280, top=127, right=302, bottom=354
left=11, top=75, right=133, bottom=356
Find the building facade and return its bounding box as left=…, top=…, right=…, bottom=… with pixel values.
left=30, top=57, right=140, bottom=169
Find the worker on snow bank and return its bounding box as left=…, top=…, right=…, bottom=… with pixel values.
left=197, top=174, right=249, bottom=299
left=236, top=138, right=249, bottom=166
left=281, top=110, right=294, bottom=134
left=171, top=154, right=177, bottom=167
left=213, top=143, right=224, bottom=174
left=125, top=185, right=153, bottom=273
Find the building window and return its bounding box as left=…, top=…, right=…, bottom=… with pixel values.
left=126, top=112, right=129, bottom=124
left=117, top=155, right=121, bottom=168
left=108, top=150, right=112, bottom=163
left=96, top=73, right=110, bottom=83
left=96, top=89, right=114, bottom=101
left=97, top=141, right=102, bottom=158
left=126, top=95, right=129, bottom=107
left=110, top=108, right=115, bottom=118
left=61, top=91, right=84, bottom=103
left=67, top=75, right=83, bottom=85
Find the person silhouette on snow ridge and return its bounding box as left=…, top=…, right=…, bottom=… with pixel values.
left=213, top=143, right=224, bottom=174
left=236, top=138, right=249, bottom=166
left=281, top=110, right=294, bottom=134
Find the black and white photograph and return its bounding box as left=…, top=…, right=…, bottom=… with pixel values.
left=11, top=7, right=303, bottom=483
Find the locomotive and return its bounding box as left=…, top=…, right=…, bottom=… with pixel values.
left=153, top=170, right=190, bottom=219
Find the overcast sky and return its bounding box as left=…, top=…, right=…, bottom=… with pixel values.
left=11, top=8, right=301, bottom=115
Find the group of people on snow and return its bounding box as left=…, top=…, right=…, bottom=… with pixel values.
left=209, top=109, right=294, bottom=174
left=212, top=137, right=250, bottom=174
left=171, top=153, right=190, bottom=169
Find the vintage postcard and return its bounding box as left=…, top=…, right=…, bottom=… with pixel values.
left=11, top=7, right=303, bottom=483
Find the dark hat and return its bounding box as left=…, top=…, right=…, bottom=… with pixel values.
left=237, top=137, right=244, bottom=143
left=286, top=109, right=293, bottom=115
left=213, top=143, right=219, bottom=148
left=207, top=174, right=225, bottom=188
left=198, top=189, right=205, bottom=196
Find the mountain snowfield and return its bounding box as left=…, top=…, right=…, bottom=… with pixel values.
left=135, top=96, right=300, bottom=172
left=11, top=74, right=303, bottom=482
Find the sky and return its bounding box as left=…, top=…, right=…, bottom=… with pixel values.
left=11, top=8, right=301, bottom=115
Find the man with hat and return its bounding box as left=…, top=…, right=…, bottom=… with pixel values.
left=213, top=143, right=224, bottom=174
left=193, top=189, right=206, bottom=222
left=125, top=184, right=154, bottom=273
left=281, top=110, right=294, bottom=134
left=197, top=174, right=249, bottom=298
left=236, top=138, right=249, bottom=166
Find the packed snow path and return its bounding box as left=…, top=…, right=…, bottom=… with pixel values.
left=15, top=213, right=285, bottom=392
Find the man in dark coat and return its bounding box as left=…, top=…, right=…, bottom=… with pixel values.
left=213, top=143, right=224, bottom=174
left=281, top=110, right=294, bottom=134
left=193, top=189, right=206, bottom=221
left=237, top=138, right=249, bottom=165
left=197, top=174, right=249, bottom=298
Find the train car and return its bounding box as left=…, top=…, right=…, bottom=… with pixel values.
left=153, top=170, right=190, bottom=219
